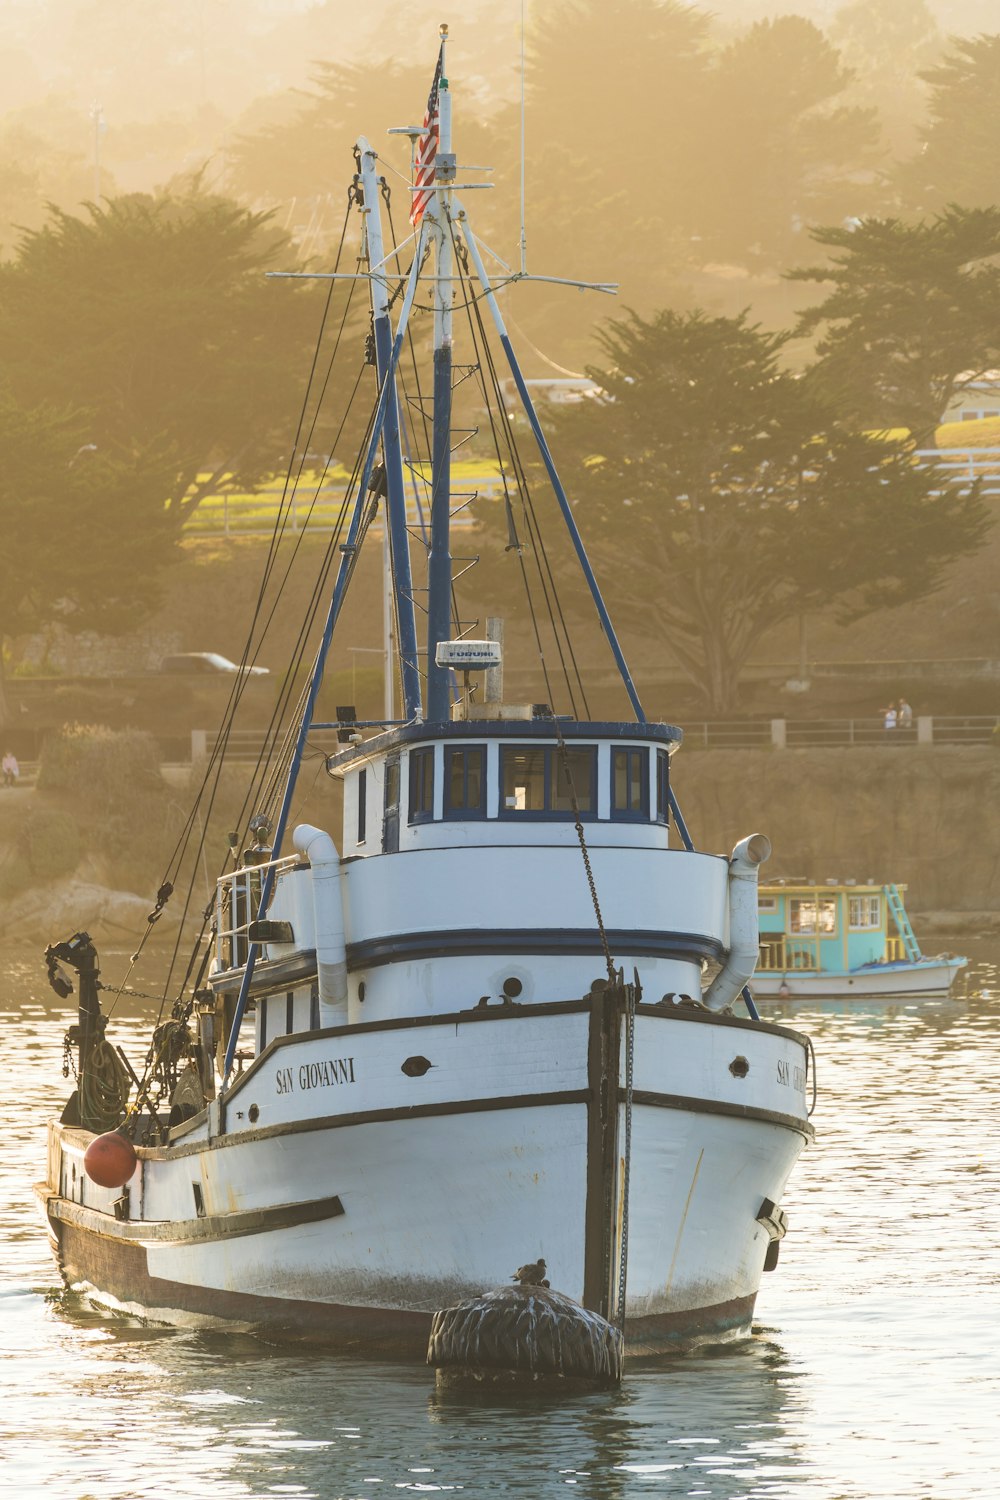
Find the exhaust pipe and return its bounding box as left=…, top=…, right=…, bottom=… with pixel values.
left=703, top=833, right=771, bottom=1013
left=293, top=824, right=348, bottom=1025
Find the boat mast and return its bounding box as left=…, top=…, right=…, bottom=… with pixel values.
left=357, top=139, right=423, bottom=721
left=425, top=25, right=455, bottom=723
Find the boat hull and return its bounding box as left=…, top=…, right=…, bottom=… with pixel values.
left=38, top=1000, right=811, bottom=1358
left=751, top=956, right=966, bottom=1001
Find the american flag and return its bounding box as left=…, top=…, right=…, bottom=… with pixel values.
left=409, top=43, right=444, bottom=227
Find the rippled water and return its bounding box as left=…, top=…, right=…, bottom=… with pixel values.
left=2, top=943, right=999, bottom=1499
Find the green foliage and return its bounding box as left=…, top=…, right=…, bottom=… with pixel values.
left=0, top=390, right=178, bottom=646
left=0, top=185, right=325, bottom=530
left=790, top=208, right=1000, bottom=442
left=830, top=0, right=941, bottom=158
left=22, top=807, right=81, bottom=881
left=37, top=724, right=164, bottom=814
left=527, top=306, right=991, bottom=712
left=696, top=17, right=883, bottom=265
left=898, top=35, right=1000, bottom=212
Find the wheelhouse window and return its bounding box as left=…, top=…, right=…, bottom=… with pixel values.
left=408, top=747, right=435, bottom=823
left=788, top=897, right=837, bottom=935
left=612, top=747, right=648, bottom=820
left=655, top=749, right=670, bottom=825
left=501, top=745, right=595, bottom=817
left=849, top=894, right=881, bottom=929
left=357, top=768, right=367, bottom=845
left=444, top=745, right=486, bottom=818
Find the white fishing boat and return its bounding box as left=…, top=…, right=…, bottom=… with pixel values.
left=751, top=880, right=967, bottom=1000
left=36, top=31, right=813, bottom=1359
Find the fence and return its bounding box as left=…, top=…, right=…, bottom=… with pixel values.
left=914, top=447, right=1000, bottom=495
left=185, top=715, right=999, bottom=762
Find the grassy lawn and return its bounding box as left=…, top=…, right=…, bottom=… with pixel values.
left=185, top=460, right=505, bottom=534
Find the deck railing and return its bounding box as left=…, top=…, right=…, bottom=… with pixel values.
left=758, top=933, right=906, bottom=971
left=216, top=854, right=299, bottom=971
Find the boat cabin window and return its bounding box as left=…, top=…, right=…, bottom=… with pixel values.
left=500, top=745, right=595, bottom=817
left=849, top=894, right=881, bottom=929
left=444, top=745, right=486, bottom=818
left=655, top=749, right=670, bottom=825
left=758, top=894, right=778, bottom=913
left=383, top=758, right=400, bottom=852
left=788, top=897, right=837, bottom=935
left=409, top=746, right=435, bottom=824
left=612, top=747, right=648, bottom=819
left=357, top=768, right=367, bottom=845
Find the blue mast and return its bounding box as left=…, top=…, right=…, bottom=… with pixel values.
left=357, top=140, right=423, bottom=722
left=425, top=29, right=455, bottom=724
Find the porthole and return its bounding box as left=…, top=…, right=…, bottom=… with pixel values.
left=729, top=1056, right=750, bottom=1079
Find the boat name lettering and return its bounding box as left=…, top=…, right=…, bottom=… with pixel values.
left=300, top=1057, right=356, bottom=1090
left=274, top=1058, right=356, bottom=1094
left=775, top=1060, right=806, bottom=1092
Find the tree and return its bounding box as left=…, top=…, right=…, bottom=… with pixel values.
left=830, top=0, right=941, bottom=159
left=0, top=183, right=336, bottom=529
left=527, top=308, right=989, bottom=712
left=789, top=207, right=1000, bottom=444
left=897, top=34, right=1000, bottom=213
left=0, top=390, right=178, bottom=720
left=695, top=16, right=883, bottom=268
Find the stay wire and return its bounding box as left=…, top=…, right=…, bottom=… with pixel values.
left=138, top=206, right=371, bottom=1022
left=451, top=226, right=589, bottom=717
left=450, top=220, right=586, bottom=714
left=150, top=193, right=359, bottom=907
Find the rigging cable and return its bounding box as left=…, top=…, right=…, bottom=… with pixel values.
left=450, top=222, right=590, bottom=717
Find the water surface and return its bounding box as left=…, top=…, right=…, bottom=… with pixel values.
left=2, top=944, right=998, bottom=1498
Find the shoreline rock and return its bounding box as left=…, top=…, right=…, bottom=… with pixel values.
left=910, top=910, right=1000, bottom=936
left=0, top=876, right=184, bottom=946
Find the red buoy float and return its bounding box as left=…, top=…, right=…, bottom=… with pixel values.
left=83, top=1131, right=137, bottom=1188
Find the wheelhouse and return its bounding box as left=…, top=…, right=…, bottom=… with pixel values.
left=326, top=718, right=683, bottom=856
left=757, top=881, right=907, bottom=973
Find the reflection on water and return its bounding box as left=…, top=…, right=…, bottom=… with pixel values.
left=1, top=944, right=998, bottom=1498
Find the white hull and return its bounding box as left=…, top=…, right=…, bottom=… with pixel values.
left=751, top=956, right=965, bottom=1001
left=39, top=1000, right=810, bottom=1357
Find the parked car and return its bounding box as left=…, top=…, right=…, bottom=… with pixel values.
left=159, top=653, right=269, bottom=677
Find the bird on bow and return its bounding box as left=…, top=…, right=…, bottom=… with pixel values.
left=511, top=1257, right=547, bottom=1286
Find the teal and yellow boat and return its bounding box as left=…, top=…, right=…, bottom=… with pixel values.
left=752, top=881, right=967, bottom=999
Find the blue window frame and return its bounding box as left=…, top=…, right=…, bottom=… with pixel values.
left=655, top=749, right=670, bottom=825
left=408, top=746, right=435, bottom=823
left=500, top=745, right=596, bottom=818
left=444, top=745, right=486, bottom=818
left=611, top=747, right=649, bottom=820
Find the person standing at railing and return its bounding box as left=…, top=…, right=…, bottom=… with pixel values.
left=898, top=697, right=913, bottom=732
left=882, top=703, right=897, bottom=733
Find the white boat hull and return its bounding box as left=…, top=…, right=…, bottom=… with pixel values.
left=38, top=999, right=811, bottom=1358
left=751, top=956, right=965, bottom=1001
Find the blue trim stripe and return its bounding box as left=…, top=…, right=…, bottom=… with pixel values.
left=345, top=927, right=724, bottom=970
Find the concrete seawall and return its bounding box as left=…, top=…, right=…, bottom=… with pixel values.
left=672, top=746, right=1000, bottom=917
